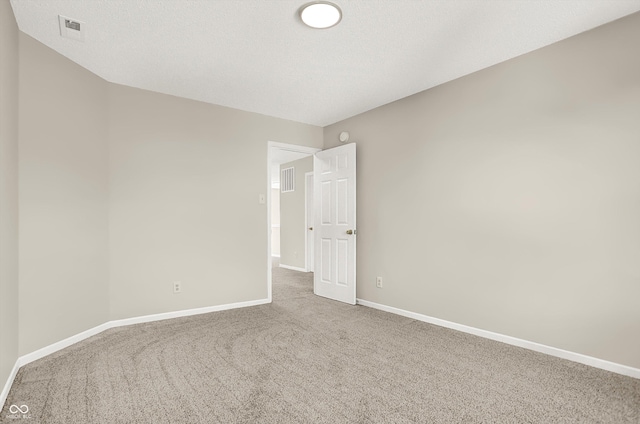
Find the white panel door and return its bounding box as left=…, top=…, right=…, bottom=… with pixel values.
left=313, top=143, right=356, bottom=304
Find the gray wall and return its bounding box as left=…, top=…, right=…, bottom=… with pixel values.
left=108, top=85, right=322, bottom=320
left=10, top=25, right=323, bottom=356
left=279, top=156, right=313, bottom=270
left=5, top=26, right=323, bottom=360
left=18, top=33, right=110, bottom=355
left=0, top=0, right=20, bottom=388
left=324, top=12, right=640, bottom=369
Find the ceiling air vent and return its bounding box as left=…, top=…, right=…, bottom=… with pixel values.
left=65, top=20, right=80, bottom=31
left=58, top=15, right=85, bottom=42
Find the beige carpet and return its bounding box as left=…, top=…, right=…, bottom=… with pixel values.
left=2, top=262, right=639, bottom=423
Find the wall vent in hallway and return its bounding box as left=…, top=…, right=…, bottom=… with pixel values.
left=281, top=167, right=295, bottom=193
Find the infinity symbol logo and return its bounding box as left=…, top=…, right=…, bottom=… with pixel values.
left=9, top=404, right=29, bottom=414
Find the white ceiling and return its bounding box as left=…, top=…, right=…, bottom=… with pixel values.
left=10, top=1, right=640, bottom=127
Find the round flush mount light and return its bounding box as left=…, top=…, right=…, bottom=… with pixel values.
left=299, top=2, right=342, bottom=29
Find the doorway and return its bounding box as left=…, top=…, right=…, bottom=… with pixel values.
left=267, top=142, right=321, bottom=302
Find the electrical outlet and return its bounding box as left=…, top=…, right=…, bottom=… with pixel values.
left=376, top=277, right=383, bottom=288
left=173, top=281, right=182, bottom=294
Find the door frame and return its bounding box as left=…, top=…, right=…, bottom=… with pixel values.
left=267, top=141, right=321, bottom=302
left=305, top=171, right=314, bottom=273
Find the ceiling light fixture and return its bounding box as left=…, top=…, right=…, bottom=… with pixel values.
left=299, top=2, right=342, bottom=29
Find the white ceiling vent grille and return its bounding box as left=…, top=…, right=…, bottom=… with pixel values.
left=58, top=15, right=85, bottom=42
left=281, top=167, right=295, bottom=193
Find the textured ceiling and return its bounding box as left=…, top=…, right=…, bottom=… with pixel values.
left=10, top=0, right=640, bottom=126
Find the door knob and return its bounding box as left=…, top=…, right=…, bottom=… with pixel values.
left=346, top=229, right=354, bottom=235
left=308, top=227, right=313, bottom=230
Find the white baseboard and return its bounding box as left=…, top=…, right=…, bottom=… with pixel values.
left=356, top=298, right=640, bottom=380
left=279, top=264, right=307, bottom=272
left=109, top=298, right=270, bottom=328
left=0, top=359, right=20, bottom=410
left=1, top=297, right=270, bottom=407
left=18, top=321, right=113, bottom=367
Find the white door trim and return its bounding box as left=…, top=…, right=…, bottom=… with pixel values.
left=267, top=141, right=321, bottom=302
